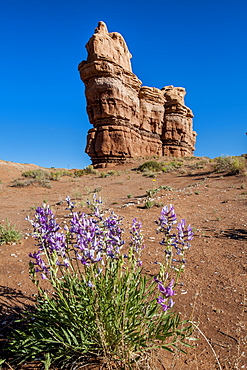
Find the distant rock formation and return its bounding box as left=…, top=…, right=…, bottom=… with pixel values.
left=78, top=21, right=197, bottom=166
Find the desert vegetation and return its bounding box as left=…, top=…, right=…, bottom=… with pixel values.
left=0, top=155, right=246, bottom=369
left=4, top=198, right=194, bottom=369
left=0, top=220, right=22, bottom=246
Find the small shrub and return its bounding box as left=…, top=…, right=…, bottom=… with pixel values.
left=0, top=219, right=22, bottom=245
left=99, top=171, right=108, bottom=178
left=108, top=170, right=119, bottom=176
left=146, top=188, right=160, bottom=198
left=189, top=160, right=207, bottom=170
left=83, top=165, right=98, bottom=175
left=73, top=169, right=85, bottom=177
left=11, top=178, right=51, bottom=188
left=48, top=172, right=61, bottom=181
left=73, top=165, right=98, bottom=177
left=127, top=194, right=132, bottom=198
left=51, top=170, right=73, bottom=178
left=137, top=161, right=164, bottom=172
left=144, top=199, right=154, bottom=209
left=160, top=185, right=174, bottom=191
left=214, top=156, right=246, bottom=175
left=22, top=169, right=50, bottom=179
left=162, top=161, right=182, bottom=172
left=22, top=169, right=72, bottom=182
left=11, top=179, right=32, bottom=187
left=49, top=170, right=73, bottom=181
left=7, top=199, right=194, bottom=369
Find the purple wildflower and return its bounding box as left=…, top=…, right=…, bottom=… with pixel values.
left=156, top=296, right=174, bottom=312
left=130, top=218, right=144, bottom=255
left=66, top=196, right=75, bottom=211
left=158, top=205, right=177, bottom=231
left=156, top=278, right=175, bottom=312
left=87, top=280, right=94, bottom=288
left=156, top=278, right=175, bottom=298
left=29, top=251, right=49, bottom=277
left=27, top=204, right=70, bottom=278
left=177, top=219, right=193, bottom=241
left=177, top=219, right=194, bottom=250
left=69, top=209, right=124, bottom=265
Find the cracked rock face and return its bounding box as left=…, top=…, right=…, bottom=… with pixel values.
left=78, top=21, right=197, bottom=166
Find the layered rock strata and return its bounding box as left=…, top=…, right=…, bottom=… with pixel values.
left=78, top=21, right=196, bottom=166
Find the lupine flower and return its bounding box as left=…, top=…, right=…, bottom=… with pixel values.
left=66, top=196, right=75, bottom=211
left=87, top=280, right=94, bottom=288
left=159, top=205, right=177, bottom=229
left=130, top=218, right=144, bottom=254
left=177, top=219, right=193, bottom=243
left=156, top=278, right=175, bottom=298
left=157, top=296, right=174, bottom=312
left=29, top=251, right=49, bottom=277
left=27, top=204, right=70, bottom=278
left=156, top=278, right=175, bottom=311
left=93, top=193, right=102, bottom=204
left=56, top=258, right=69, bottom=267
left=69, top=209, right=124, bottom=265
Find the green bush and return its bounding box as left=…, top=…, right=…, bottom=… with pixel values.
left=162, top=161, right=182, bottom=172
left=99, top=171, right=108, bottom=178
left=0, top=219, right=22, bottom=245
left=137, top=161, right=164, bottom=172
left=22, top=169, right=50, bottom=179
left=11, top=178, right=51, bottom=188
left=83, top=165, right=98, bottom=175
left=146, top=188, right=160, bottom=198
left=214, top=156, right=246, bottom=175
left=99, top=170, right=119, bottom=178
left=160, top=185, right=174, bottom=191
left=144, top=199, right=154, bottom=209
left=73, top=165, right=98, bottom=177
left=22, top=169, right=73, bottom=181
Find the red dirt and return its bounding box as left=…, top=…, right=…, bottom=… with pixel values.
left=0, top=157, right=246, bottom=369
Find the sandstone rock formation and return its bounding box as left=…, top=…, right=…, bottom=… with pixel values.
left=78, top=21, right=197, bottom=166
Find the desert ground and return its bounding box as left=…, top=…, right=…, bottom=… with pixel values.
left=0, top=156, right=246, bottom=369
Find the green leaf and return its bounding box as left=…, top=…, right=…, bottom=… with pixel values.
left=161, top=345, right=174, bottom=352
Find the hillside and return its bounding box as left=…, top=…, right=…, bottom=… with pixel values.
left=0, top=156, right=246, bottom=369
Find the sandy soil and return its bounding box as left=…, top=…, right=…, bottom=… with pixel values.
left=0, top=157, right=246, bottom=369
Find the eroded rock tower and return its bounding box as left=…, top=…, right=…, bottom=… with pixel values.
left=78, top=21, right=196, bottom=166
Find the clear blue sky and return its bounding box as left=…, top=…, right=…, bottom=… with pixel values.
left=1, top=0, right=246, bottom=169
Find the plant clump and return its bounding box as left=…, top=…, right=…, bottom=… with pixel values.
left=74, top=165, right=98, bottom=177
left=0, top=219, right=22, bottom=245
left=162, top=161, right=182, bottom=172
left=214, top=155, right=246, bottom=175
left=11, top=178, right=51, bottom=188
left=137, top=161, right=165, bottom=173
left=22, top=169, right=51, bottom=180
left=6, top=196, right=194, bottom=369
left=99, top=170, right=120, bottom=178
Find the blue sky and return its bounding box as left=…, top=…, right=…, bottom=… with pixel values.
left=1, top=0, right=246, bottom=169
